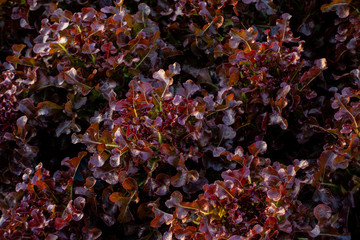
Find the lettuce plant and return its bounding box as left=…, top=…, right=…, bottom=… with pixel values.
left=0, top=0, right=359, bottom=239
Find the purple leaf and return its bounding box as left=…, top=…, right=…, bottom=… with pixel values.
left=314, top=204, right=332, bottom=223
left=267, top=188, right=281, bottom=201
left=213, top=147, right=226, bottom=157
left=248, top=141, right=267, bottom=156
left=222, top=109, right=235, bottom=125
left=89, top=153, right=106, bottom=167
left=219, top=124, right=236, bottom=140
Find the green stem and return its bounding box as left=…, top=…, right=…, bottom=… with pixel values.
left=290, top=60, right=304, bottom=83
left=80, top=138, right=119, bottom=148
left=238, top=35, right=252, bottom=51
left=157, top=131, right=163, bottom=145
left=200, top=81, right=219, bottom=90
left=175, top=204, right=210, bottom=216
left=321, top=182, right=340, bottom=189
left=299, top=72, right=322, bottom=92
left=235, top=122, right=250, bottom=131
left=64, top=71, right=93, bottom=90
left=57, top=43, right=70, bottom=56
left=337, top=96, right=359, bottom=134
left=132, top=87, right=138, bottom=118
left=135, top=48, right=152, bottom=69
left=215, top=182, right=235, bottom=199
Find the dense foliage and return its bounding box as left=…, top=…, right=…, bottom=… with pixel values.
left=0, top=0, right=360, bottom=239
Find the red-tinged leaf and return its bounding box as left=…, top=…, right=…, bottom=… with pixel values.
left=33, top=42, right=51, bottom=55
left=101, top=213, right=116, bottom=227
left=260, top=166, right=281, bottom=187
left=137, top=202, right=154, bottom=221
left=90, top=21, right=105, bottom=32
left=16, top=116, right=28, bottom=139
left=132, top=147, right=153, bottom=161
left=148, top=173, right=171, bottom=196
left=255, top=0, right=277, bottom=15
left=15, top=182, right=28, bottom=192
left=73, top=123, right=100, bottom=147
left=19, top=98, right=36, bottom=117
left=97, top=143, right=106, bottom=153
left=321, top=0, right=351, bottom=14
left=65, top=101, right=72, bottom=115
left=171, top=171, right=186, bottom=188
left=62, top=68, right=80, bottom=85
left=278, top=219, right=292, bottom=234
left=276, top=84, right=291, bottom=100
left=332, top=93, right=351, bottom=121
left=28, top=209, right=46, bottom=229
left=85, top=177, right=96, bottom=188
left=276, top=13, right=299, bottom=43
left=199, top=219, right=218, bottom=238
left=5, top=55, right=21, bottom=64
left=149, top=203, right=173, bottom=228
left=150, top=30, right=161, bottom=44
left=187, top=170, right=199, bottom=183
left=209, top=180, right=235, bottom=200
left=34, top=179, right=47, bottom=191
left=163, top=231, right=173, bottom=240
left=299, top=58, right=327, bottom=83
left=20, top=57, right=38, bottom=66
left=46, top=234, right=58, bottom=240
left=252, top=224, right=263, bottom=235
left=94, top=168, right=119, bottom=185
left=229, top=28, right=258, bottom=51
left=181, top=79, right=200, bottom=98
left=229, top=236, right=242, bottom=240
left=213, top=147, right=226, bottom=157
left=248, top=141, right=267, bottom=156
left=309, top=225, right=320, bottom=238
left=223, top=109, right=235, bottom=125
left=219, top=124, right=236, bottom=140
left=314, top=204, right=332, bottom=224
left=153, top=69, right=172, bottom=89
left=37, top=101, right=63, bottom=117
left=74, top=197, right=86, bottom=210
left=160, top=144, right=173, bottom=155
left=89, top=153, right=106, bottom=167
left=165, top=191, right=182, bottom=208
left=267, top=188, right=281, bottom=201
left=213, top=15, right=224, bottom=28
left=173, top=206, right=189, bottom=220
left=221, top=167, right=250, bottom=186
left=82, top=41, right=99, bottom=55
left=109, top=148, right=123, bottom=167
left=173, top=225, right=198, bottom=239
left=61, top=151, right=87, bottom=174
left=315, top=58, right=327, bottom=70
left=55, top=120, right=73, bottom=137
left=37, top=101, right=63, bottom=110
left=276, top=98, right=288, bottom=110
left=229, top=70, right=239, bottom=86
left=214, top=45, right=223, bottom=58
left=82, top=227, right=102, bottom=239
left=11, top=44, right=26, bottom=57
left=294, top=159, right=309, bottom=170
left=265, top=216, right=278, bottom=229
left=109, top=192, right=129, bottom=204
left=269, top=111, right=288, bottom=130
left=122, top=177, right=138, bottom=193
left=55, top=214, right=72, bottom=230
left=117, top=204, right=134, bottom=223
left=138, top=2, right=151, bottom=15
